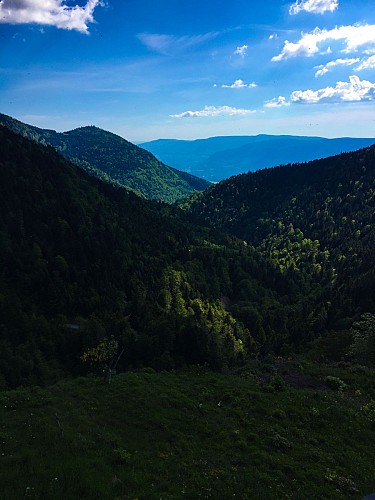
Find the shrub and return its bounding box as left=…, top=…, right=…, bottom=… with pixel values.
left=272, top=432, right=292, bottom=449
left=361, top=400, right=375, bottom=422
left=271, top=374, right=286, bottom=391
left=325, top=376, right=347, bottom=392
left=114, top=448, right=132, bottom=464
left=349, top=313, right=375, bottom=366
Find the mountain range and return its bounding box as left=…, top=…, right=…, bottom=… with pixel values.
left=0, top=113, right=209, bottom=203
left=140, top=135, right=375, bottom=182
left=1, top=112, right=375, bottom=390
left=0, top=123, right=283, bottom=387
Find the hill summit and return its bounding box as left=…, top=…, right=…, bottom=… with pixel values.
left=0, top=113, right=209, bottom=203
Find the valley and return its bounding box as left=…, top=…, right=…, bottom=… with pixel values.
left=3, top=0, right=375, bottom=497
left=0, top=115, right=374, bottom=499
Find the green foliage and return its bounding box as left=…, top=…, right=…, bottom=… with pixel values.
left=324, top=376, right=347, bottom=392
left=270, top=374, right=286, bottom=391
left=1, top=115, right=375, bottom=499
left=113, top=448, right=132, bottom=464
left=185, top=145, right=375, bottom=350
left=81, top=338, right=119, bottom=367
left=349, top=313, right=375, bottom=366
left=2, top=117, right=375, bottom=386
left=0, top=113, right=209, bottom=203
left=0, top=125, right=293, bottom=386
left=361, top=400, right=375, bottom=422
left=271, top=432, right=292, bottom=449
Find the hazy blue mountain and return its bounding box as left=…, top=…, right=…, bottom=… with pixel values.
left=140, top=135, right=375, bottom=181
left=0, top=113, right=209, bottom=203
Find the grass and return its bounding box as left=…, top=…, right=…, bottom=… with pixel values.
left=0, top=363, right=374, bottom=499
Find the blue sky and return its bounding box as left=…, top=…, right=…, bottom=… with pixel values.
left=1, top=0, right=374, bottom=141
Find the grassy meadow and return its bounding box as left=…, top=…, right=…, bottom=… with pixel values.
left=1, top=362, right=375, bottom=499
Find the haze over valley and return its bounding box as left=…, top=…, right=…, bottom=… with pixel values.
left=141, top=135, right=375, bottom=181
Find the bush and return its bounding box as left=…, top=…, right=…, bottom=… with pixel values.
left=271, top=374, right=286, bottom=391
left=325, top=376, right=347, bottom=392
left=272, top=432, right=292, bottom=449
left=349, top=313, right=375, bottom=366
left=361, top=400, right=375, bottom=422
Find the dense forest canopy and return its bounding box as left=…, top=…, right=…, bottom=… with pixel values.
left=184, top=146, right=375, bottom=332
left=0, top=113, right=209, bottom=203
left=1, top=120, right=375, bottom=388
left=0, top=125, right=312, bottom=387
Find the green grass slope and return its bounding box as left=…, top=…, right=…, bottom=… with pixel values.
left=1, top=365, right=375, bottom=499
left=0, top=113, right=209, bottom=203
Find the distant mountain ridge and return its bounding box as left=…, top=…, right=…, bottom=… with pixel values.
left=140, top=135, right=375, bottom=181
left=0, top=113, right=209, bottom=203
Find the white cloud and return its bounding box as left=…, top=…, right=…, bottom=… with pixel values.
left=356, top=55, right=375, bottom=71
left=137, top=32, right=218, bottom=55
left=272, top=24, right=375, bottom=62
left=315, top=57, right=359, bottom=77
left=264, top=96, right=290, bottom=108
left=290, top=75, right=375, bottom=103
left=322, top=46, right=332, bottom=55
left=221, top=79, right=257, bottom=89
left=171, top=105, right=256, bottom=118
left=234, top=45, right=248, bottom=58
left=0, top=0, right=103, bottom=34
left=289, top=0, right=339, bottom=15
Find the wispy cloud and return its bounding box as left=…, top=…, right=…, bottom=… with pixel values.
left=137, top=32, right=218, bottom=55
left=289, top=0, right=339, bottom=15
left=221, top=79, right=257, bottom=89
left=291, top=75, right=375, bottom=103
left=234, top=45, right=248, bottom=58
left=264, top=96, right=290, bottom=108
left=315, top=57, right=360, bottom=77
left=272, top=24, right=375, bottom=62
left=171, top=105, right=256, bottom=118
left=356, top=55, right=375, bottom=71
left=0, top=0, right=104, bottom=34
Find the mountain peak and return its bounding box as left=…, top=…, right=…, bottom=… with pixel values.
left=0, top=113, right=209, bottom=202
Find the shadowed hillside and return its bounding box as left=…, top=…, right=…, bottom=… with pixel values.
left=185, top=146, right=375, bottom=335
left=1, top=124, right=375, bottom=389
left=0, top=113, right=209, bottom=203
left=1, top=125, right=324, bottom=387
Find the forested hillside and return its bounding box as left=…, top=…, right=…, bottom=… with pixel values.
left=1, top=124, right=375, bottom=389
left=185, top=146, right=375, bottom=336
left=0, top=125, right=330, bottom=388
left=0, top=113, right=209, bottom=203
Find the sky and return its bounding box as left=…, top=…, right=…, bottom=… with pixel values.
left=0, top=0, right=375, bottom=142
